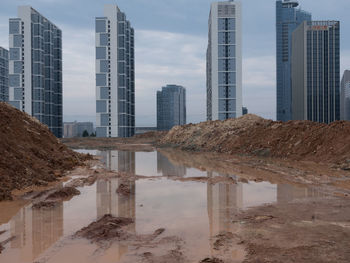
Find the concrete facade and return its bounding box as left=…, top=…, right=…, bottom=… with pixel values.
left=0, top=47, right=9, bottom=102
left=207, top=1, right=242, bottom=121
left=341, top=70, right=350, bottom=120
left=157, top=85, right=186, bottom=131
left=95, top=5, right=135, bottom=138
left=9, top=6, right=63, bottom=137
left=276, top=0, right=311, bottom=122
left=291, top=21, right=340, bottom=123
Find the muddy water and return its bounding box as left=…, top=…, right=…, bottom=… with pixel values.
left=0, top=150, right=325, bottom=263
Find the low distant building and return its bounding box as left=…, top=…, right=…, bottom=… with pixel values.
left=242, top=107, right=248, bottom=115
left=0, top=47, right=9, bottom=102
left=64, top=122, right=94, bottom=138
left=157, top=85, right=186, bottom=131
left=135, top=127, right=157, bottom=135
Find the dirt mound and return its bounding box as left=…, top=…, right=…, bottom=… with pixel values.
left=200, top=258, right=224, bottom=263
left=0, top=102, right=89, bottom=201
left=46, top=186, right=80, bottom=200
left=75, top=214, right=134, bottom=243
left=159, top=114, right=350, bottom=166
left=116, top=183, right=131, bottom=196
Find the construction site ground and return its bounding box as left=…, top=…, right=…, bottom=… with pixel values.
left=0, top=136, right=349, bottom=262
left=1, top=110, right=350, bottom=262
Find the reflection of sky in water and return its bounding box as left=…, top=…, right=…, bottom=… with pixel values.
left=0, top=150, right=326, bottom=263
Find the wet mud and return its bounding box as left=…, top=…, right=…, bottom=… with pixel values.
left=1, top=146, right=350, bottom=262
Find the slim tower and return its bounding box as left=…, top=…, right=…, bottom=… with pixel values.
left=276, top=0, right=311, bottom=121
left=207, top=0, right=242, bottom=121
left=8, top=6, right=63, bottom=137
left=0, top=47, right=9, bottom=102
left=95, top=5, right=135, bottom=138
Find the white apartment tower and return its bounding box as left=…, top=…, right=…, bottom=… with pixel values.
left=95, top=5, right=135, bottom=138
left=8, top=6, right=63, bottom=137
left=207, top=0, right=242, bottom=121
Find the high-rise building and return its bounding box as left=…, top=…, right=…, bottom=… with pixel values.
left=63, top=121, right=94, bottom=138
left=8, top=6, right=63, bottom=138
left=341, top=70, right=350, bottom=120
left=157, top=84, right=186, bottom=131
left=0, top=47, right=9, bottom=102
left=207, top=1, right=242, bottom=121
left=291, top=21, right=340, bottom=123
left=276, top=0, right=311, bottom=121
left=95, top=5, right=135, bottom=138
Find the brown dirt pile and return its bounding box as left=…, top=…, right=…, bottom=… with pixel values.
left=0, top=102, right=89, bottom=201
left=200, top=258, right=224, bottom=263
left=159, top=114, right=350, bottom=166
left=75, top=214, right=134, bottom=243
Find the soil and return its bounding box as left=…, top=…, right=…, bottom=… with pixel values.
left=116, top=183, right=132, bottom=196
left=0, top=102, right=90, bottom=201
left=200, top=258, right=224, bottom=263
left=159, top=114, right=350, bottom=168
left=75, top=214, right=134, bottom=243
left=46, top=186, right=80, bottom=200
left=233, top=198, right=350, bottom=263
left=61, top=131, right=166, bottom=151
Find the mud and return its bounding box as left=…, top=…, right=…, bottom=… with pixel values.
left=116, top=183, right=132, bottom=196
left=46, top=186, right=80, bottom=200
left=200, top=258, right=224, bottom=263
left=61, top=132, right=165, bottom=152
left=75, top=214, right=134, bottom=244
left=0, top=102, right=90, bottom=201
left=234, top=198, right=350, bottom=263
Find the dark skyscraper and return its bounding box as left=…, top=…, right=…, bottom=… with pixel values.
left=291, top=21, right=340, bottom=123
left=276, top=0, right=311, bottom=121
left=157, top=85, right=186, bottom=131
left=341, top=70, right=350, bottom=120
left=0, top=47, right=8, bottom=102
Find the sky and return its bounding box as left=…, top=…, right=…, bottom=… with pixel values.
left=0, top=0, right=349, bottom=126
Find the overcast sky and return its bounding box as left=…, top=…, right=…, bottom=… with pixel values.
left=0, top=0, right=349, bottom=126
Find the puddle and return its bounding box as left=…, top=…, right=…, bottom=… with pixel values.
left=0, top=150, right=326, bottom=263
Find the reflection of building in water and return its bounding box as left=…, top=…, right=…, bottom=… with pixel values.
left=96, top=151, right=136, bottom=261
left=100, top=151, right=135, bottom=173
left=277, top=184, right=326, bottom=204
left=10, top=203, right=63, bottom=261
left=157, top=152, right=186, bottom=177
left=207, top=172, right=243, bottom=236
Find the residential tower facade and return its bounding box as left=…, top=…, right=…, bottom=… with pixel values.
left=291, top=21, right=340, bottom=123
left=276, top=0, right=311, bottom=121
left=0, top=47, right=8, bottom=102
left=95, top=5, right=135, bottom=138
left=157, top=85, right=186, bottom=131
left=207, top=0, right=242, bottom=121
left=8, top=6, right=63, bottom=137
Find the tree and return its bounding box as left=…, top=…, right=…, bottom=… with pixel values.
left=82, top=130, right=89, bottom=137
left=90, top=132, right=96, bottom=137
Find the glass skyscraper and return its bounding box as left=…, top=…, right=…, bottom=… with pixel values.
left=0, top=47, right=9, bottom=102
left=8, top=6, right=63, bottom=137
left=341, top=70, right=350, bottom=120
left=207, top=1, right=242, bottom=121
left=157, top=85, right=186, bottom=131
left=291, top=21, right=340, bottom=123
left=276, top=0, right=311, bottom=121
left=95, top=5, right=135, bottom=138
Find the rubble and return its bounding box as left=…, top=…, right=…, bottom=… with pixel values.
left=159, top=114, right=350, bottom=166
left=0, top=102, right=89, bottom=201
